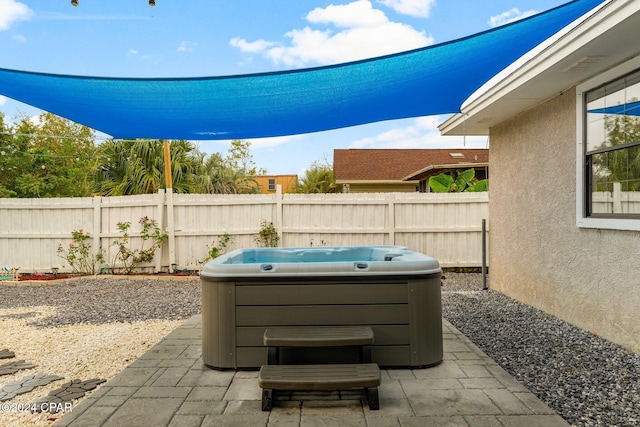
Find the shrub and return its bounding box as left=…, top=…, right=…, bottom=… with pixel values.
left=203, top=233, right=235, bottom=262
left=57, top=229, right=105, bottom=275
left=255, top=220, right=279, bottom=247
left=111, top=216, right=167, bottom=274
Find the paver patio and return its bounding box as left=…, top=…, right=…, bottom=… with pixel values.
left=53, top=316, right=569, bottom=427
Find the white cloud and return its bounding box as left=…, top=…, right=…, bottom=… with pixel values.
left=349, top=116, right=489, bottom=149
left=177, top=40, right=198, bottom=53
left=0, top=95, right=6, bottom=107
left=128, top=48, right=139, bottom=55
left=250, top=134, right=305, bottom=149
left=212, top=135, right=304, bottom=152
left=489, top=8, right=538, bottom=27
left=307, top=1, right=388, bottom=28
left=229, top=37, right=275, bottom=53
left=231, top=0, right=433, bottom=67
left=11, top=34, right=26, bottom=42
left=377, top=0, right=435, bottom=18
left=0, top=0, right=32, bottom=31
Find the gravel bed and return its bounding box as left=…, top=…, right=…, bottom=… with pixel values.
left=1, top=274, right=638, bottom=426
left=442, top=272, right=640, bottom=427
left=0, top=278, right=201, bottom=327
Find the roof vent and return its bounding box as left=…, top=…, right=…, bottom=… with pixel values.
left=562, top=56, right=607, bottom=72
left=449, top=153, right=464, bottom=159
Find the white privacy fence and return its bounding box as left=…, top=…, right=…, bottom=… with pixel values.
left=0, top=190, right=489, bottom=272
left=591, top=186, right=640, bottom=214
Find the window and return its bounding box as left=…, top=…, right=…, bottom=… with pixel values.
left=268, top=178, right=276, bottom=191
left=584, top=69, right=640, bottom=218
left=577, top=56, right=640, bottom=230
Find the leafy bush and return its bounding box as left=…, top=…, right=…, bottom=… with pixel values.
left=111, top=216, right=167, bottom=274
left=203, top=233, right=235, bottom=262
left=57, top=229, right=105, bottom=275
left=255, top=220, right=280, bottom=247
left=428, top=169, right=488, bottom=193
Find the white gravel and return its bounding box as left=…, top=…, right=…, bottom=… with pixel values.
left=0, top=277, right=198, bottom=426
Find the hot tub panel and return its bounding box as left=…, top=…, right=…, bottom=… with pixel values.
left=202, top=276, right=442, bottom=369
left=201, top=246, right=442, bottom=369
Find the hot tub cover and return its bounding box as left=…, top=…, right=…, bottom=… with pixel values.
left=0, top=0, right=605, bottom=140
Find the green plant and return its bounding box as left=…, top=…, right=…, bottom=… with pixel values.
left=254, top=220, right=280, bottom=248
left=56, top=229, right=105, bottom=275
left=111, top=216, right=168, bottom=274
left=428, top=169, right=489, bottom=193
left=203, top=233, right=235, bottom=262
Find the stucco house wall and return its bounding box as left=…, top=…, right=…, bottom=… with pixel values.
left=489, top=87, right=640, bottom=353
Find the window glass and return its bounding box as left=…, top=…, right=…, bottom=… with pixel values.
left=585, top=110, right=607, bottom=152
left=625, top=145, right=640, bottom=214
left=585, top=69, right=640, bottom=218
left=590, top=152, right=612, bottom=214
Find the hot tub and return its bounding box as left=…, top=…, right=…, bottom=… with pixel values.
left=200, top=246, right=442, bottom=369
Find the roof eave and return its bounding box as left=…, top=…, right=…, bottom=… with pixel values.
left=335, top=180, right=419, bottom=185
left=440, top=0, right=640, bottom=136
left=402, top=162, right=490, bottom=181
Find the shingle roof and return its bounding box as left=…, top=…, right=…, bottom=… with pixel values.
left=334, top=149, right=489, bottom=181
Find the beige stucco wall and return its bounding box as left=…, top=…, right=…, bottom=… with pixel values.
left=489, top=87, right=640, bottom=353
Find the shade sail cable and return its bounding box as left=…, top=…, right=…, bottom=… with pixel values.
left=0, top=0, right=606, bottom=141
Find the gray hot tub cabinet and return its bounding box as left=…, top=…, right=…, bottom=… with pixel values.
left=200, top=246, right=442, bottom=369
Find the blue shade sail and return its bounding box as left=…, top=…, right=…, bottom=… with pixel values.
left=588, top=101, right=640, bottom=116
left=0, top=0, right=605, bottom=140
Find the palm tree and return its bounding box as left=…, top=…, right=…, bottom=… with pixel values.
left=194, top=152, right=260, bottom=194
left=94, top=139, right=200, bottom=196
left=296, top=161, right=336, bottom=193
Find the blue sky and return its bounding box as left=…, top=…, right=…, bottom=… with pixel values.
left=1, top=0, right=568, bottom=175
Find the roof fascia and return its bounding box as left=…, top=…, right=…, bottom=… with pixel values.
left=402, top=162, right=490, bottom=181
left=440, top=0, right=621, bottom=136
left=335, top=180, right=419, bottom=184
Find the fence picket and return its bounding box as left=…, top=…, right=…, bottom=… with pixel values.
left=0, top=192, right=489, bottom=272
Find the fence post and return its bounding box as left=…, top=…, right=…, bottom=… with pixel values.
left=482, top=218, right=488, bottom=290
left=155, top=189, right=165, bottom=273
left=387, top=193, right=395, bottom=246
left=166, top=188, right=177, bottom=271
left=276, top=184, right=283, bottom=246
left=612, top=182, right=622, bottom=213
left=92, top=195, right=102, bottom=268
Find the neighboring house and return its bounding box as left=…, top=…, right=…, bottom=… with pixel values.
left=334, top=149, right=489, bottom=193
left=440, top=0, right=640, bottom=353
left=250, top=175, right=298, bottom=194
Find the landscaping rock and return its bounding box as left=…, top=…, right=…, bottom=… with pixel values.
left=0, top=373, right=64, bottom=401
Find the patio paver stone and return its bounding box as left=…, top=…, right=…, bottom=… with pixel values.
left=51, top=316, right=570, bottom=426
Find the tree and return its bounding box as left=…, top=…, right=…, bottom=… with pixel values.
left=226, top=139, right=266, bottom=175
left=94, top=139, right=202, bottom=196
left=295, top=160, right=336, bottom=193
left=0, top=112, right=97, bottom=198
left=194, top=151, right=260, bottom=194
left=0, top=113, right=18, bottom=197
left=592, top=113, right=640, bottom=191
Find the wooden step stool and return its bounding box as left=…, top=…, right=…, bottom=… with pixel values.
left=259, top=326, right=381, bottom=411
left=263, top=326, right=375, bottom=364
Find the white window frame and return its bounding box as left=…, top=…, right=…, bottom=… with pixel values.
left=576, top=54, right=640, bottom=231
